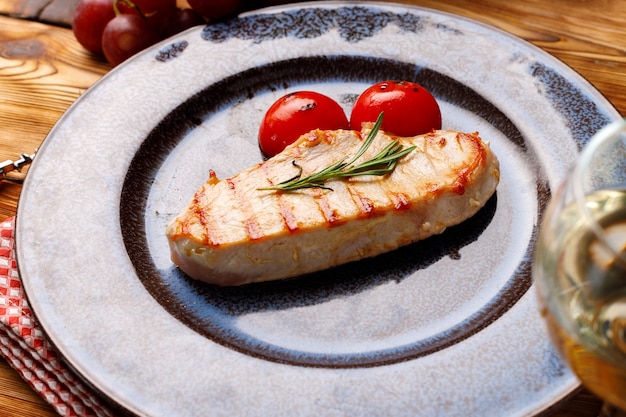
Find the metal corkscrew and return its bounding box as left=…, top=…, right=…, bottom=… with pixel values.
left=0, top=150, right=37, bottom=183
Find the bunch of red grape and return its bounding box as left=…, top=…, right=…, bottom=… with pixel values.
left=72, top=0, right=243, bottom=66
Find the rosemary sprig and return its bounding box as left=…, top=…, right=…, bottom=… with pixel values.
left=259, top=113, right=416, bottom=191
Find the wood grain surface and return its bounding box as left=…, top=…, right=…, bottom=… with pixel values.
left=0, top=0, right=624, bottom=415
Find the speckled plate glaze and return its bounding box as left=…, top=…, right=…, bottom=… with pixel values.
left=16, top=2, right=621, bottom=416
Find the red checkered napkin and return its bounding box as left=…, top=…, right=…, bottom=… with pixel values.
left=0, top=217, right=116, bottom=417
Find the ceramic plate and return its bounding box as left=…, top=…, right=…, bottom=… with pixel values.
left=16, top=2, right=620, bottom=416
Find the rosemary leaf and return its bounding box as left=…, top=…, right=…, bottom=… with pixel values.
left=259, top=112, right=414, bottom=192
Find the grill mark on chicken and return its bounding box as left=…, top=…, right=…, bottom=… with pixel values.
left=379, top=169, right=410, bottom=214
left=190, top=169, right=224, bottom=247
left=259, top=161, right=299, bottom=233
left=391, top=192, right=411, bottom=210
left=345, top=179, right=385, bottom=218
left=279, top=200, right=299, bottom=232
left=226, top=177, right=264, bottom=241
left=313, top=188, right=342, bottom=225
left=191, top=190, right=217, bottom=247
left=451, top=132, right=486, bottom=196
left=353, top=191, right=375, bottom=217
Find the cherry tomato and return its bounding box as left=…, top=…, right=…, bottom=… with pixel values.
left=350, top=80, right=442, bottom=137
left=259, top=91, right=350, bottom=157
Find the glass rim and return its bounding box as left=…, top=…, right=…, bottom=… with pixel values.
left=571, top=117, right=626, bottom=266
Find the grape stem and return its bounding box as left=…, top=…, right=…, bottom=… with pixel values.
left=113, top=0, right=145, bottom=17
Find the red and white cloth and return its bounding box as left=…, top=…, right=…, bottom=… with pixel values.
left=0, top=217, right=116, bottom=416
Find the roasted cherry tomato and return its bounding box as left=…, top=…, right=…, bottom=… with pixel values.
left=259, top=91, right=350, bottom=157
left=350, top=80, right=442, bottom=137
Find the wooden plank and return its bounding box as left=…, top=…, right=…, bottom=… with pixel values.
left=0, top=15, right=110, bottom=148
left=0, top=360, right=59, bottom=417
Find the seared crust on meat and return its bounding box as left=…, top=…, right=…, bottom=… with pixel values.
left=166, top=127, right=500, bottom=286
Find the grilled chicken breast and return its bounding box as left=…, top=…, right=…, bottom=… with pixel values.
left=166, top=127, right=500, bottom=286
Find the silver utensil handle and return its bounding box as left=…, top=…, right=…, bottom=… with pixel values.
left=0, top=150, right=37, bottom=183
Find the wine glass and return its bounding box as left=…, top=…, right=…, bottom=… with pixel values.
left=534, top=118, right=626, bottom=417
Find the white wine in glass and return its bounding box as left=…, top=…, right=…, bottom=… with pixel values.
left=534, top=119, right=626, bottom=416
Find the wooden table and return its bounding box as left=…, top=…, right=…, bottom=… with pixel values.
left=0, top=0, right=624, bottom=415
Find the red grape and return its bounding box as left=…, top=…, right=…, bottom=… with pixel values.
left=102, top=14, right=160, bottom=66
left=167, top=8, right=206, bottom=33
left=73, top=0, right=235, bottom=65
left=72, top=0, right=116, bottom=54
left=187, top=0, right=243, bottom=20
left=148, top=6, right=206, bottom=38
